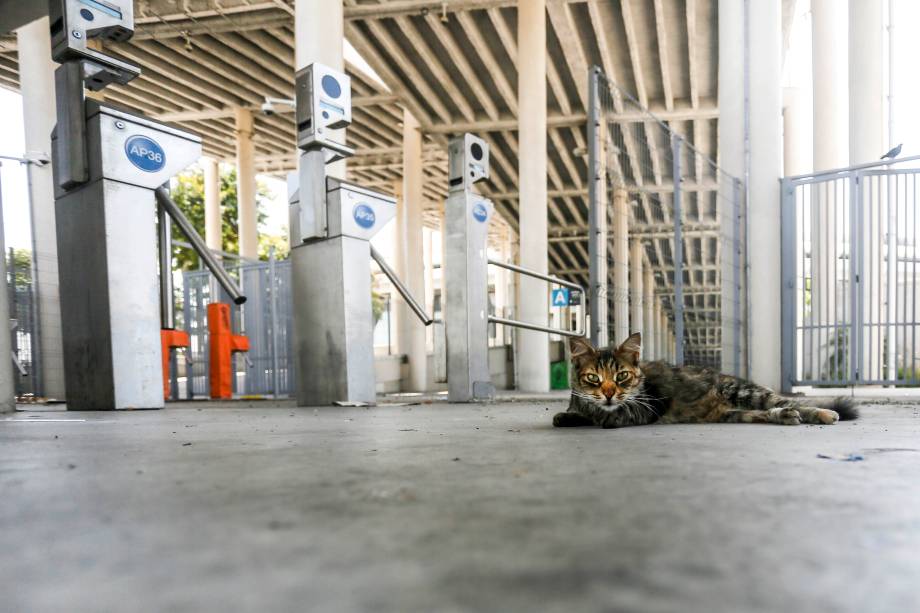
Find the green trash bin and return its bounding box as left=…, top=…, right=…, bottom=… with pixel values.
left=550, top=360, right=569, bottom=390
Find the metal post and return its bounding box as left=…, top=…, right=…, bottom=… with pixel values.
left=672, top=134, right=685, bottom=365
left=268, top=247, right=280, bottom=398
left=733, top=178, right=742, bottom=377
left=587, top=66, right=609, bottom=347
left=780, top=178, right=796, bottom=393
left=157, top=198, right=175, bottom=329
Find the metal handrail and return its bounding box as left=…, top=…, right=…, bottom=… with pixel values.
left=785, top=153, right=920, bottom=182
left=370, top=246, right=434, bottom=326
left=486, top=259, right=585, bottom=338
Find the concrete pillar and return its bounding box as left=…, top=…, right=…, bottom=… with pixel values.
left=234, top=108, right=257, bottom=260
left=17, top=17, right=65, bottom=400
left=719, top=0, right=782, bottom=388
left=629, top=238, right=643, bottom=339
left=718, top=0, right=746, bottom=377
left=612, top=188, right=629, bottom=344
left=0, top=168, right=15, bottom=411
left=643, top=266, right=655, bottom=360
left=395, top=110, right=427, bottom=391
left=807, top=0, right=848, bottom=382
left=849, top=0, right=887, bottom=381
left=296, top=0, right=345, bottom=179
left=203, top=157, right=222, bottom=253
left=516, top=0, right=549, bottom=392
left=748, top=0, right=783, bottom=389
left=783, top=87, right=811, bottom=176
left=813, top=0, right=849, bottom=170
left=660, top=309, right=668, bottom=362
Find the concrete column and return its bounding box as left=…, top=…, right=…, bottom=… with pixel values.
left=808, top=0, right=849, bottom=382
left=783, top=87, right=811, bottom=176
left=849, top=0, right=887, bottom=381
left=748, top=0, right=783, bottom=389
left=660, top=309, right=668, bottom=362
left=812, top=1, right=849, bottom=171
left=718, top=0, right=746, bottom=377
left=203, top=157, right=222, bottom=253
left=516, top=0, right=549, bottom=392
left=296, top=0, right=345, bottom=179
left=643, top=266, right=655, bottom=360
left=719, top=0, right=782, bottom=387
left=0, top=168, right=15, bottom=411
left=629, top=238, right=643, bottom=339
left=395, top=110, right=427, bottom=391
left=234, top=108, right=257, bottom=259
left=612, top=188, right=629, bottom=344
left=17, top=17, right=65, bottom=400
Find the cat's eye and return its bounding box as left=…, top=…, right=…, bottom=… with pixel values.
left=585, top=374, right=601, bottom=385
left=615, top=371, right=630, bottom=383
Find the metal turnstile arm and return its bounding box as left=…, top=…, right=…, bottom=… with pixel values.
left=486, top=259, right=586, bottom=338
left=154, top=187, right=247, bottom=305
left=369, top=246, right=434, bottom=326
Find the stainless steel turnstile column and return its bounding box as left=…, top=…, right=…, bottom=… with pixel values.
left=444, top=135, right=496, bottom=402
left=46, top=0, right=203, bottom=409
left=53, top=103, right=201, bottom=410
left=288, top=64, right=400, bottom=406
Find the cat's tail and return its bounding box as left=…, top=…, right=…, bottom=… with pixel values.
left=816, top=397, right=859, bottom=421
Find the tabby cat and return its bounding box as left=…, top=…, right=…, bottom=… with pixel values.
left=553, top=333, right=858, bottom=428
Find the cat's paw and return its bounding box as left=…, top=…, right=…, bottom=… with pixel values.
left=769, top=407, right=802, bottom=425
left=804, top=407, right=840, bottom=425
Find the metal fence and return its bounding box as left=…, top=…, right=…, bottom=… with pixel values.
left=179, top=254, right=293, bottom=398
left=6, top=248, right=37, bottom=396
left=588, top=67, right=747, bottom=374
left=781, top=155, right=920, bottom=390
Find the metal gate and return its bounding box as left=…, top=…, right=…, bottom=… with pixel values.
left=781, top=155, right=920, bottom=390
left=180, top=255, right=293, bottom=398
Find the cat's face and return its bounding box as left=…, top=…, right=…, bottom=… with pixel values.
left=570, top=333, right=644, bottom=408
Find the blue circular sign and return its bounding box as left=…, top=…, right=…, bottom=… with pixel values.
left=322, top=75, right=342, bottom=98
left=124, top=135, right=166, bottom=173
left=353, top=204, right=376, bottom=229
left=472, top=202, right=488, bottom=223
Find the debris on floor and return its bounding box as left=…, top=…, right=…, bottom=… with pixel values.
left=816, top=453, right=865, bottom=462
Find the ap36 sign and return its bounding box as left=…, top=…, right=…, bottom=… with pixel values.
left=125, top=135, right=166, bottom=172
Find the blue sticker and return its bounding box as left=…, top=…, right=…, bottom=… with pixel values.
left=472, top=202, right=488, bottom=223
left=124, top=135, right=166, bottom=172
left=353, top=203, right=376, bottom=229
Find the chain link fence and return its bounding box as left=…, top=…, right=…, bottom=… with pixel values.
left=589, top=67, right=747, bottom=374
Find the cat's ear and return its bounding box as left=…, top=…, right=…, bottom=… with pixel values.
left=617, top=332, right=642, bottom=365
left=569, top=336, right=596, bottom=363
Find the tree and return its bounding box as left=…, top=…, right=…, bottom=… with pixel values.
left=167, top=165, right=282, bottom=271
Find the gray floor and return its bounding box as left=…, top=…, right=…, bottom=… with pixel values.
left=2, top=399, right=920, bottom=613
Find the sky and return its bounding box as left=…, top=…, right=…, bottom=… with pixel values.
left=3, top=5, right=919, bottom=252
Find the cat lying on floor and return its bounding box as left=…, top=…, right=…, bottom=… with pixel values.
left=553, top=333, right=857, bottom=429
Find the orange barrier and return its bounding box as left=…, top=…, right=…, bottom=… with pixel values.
left=207, top=302, right=250, bottom=399
left=161, top=329, right=190, bottom=401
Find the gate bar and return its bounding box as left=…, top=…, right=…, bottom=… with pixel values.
left=487, top=259, right=585, bottom=338
left=155, top=186, right=246, bottom=305
left=370, top=245, right=434, bottom=326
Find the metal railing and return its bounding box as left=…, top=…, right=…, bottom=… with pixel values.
left=781, top=154, right=920, bottom=391
left=487, top=259, right=585, bottom=338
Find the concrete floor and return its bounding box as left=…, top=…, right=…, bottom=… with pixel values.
left=2, top=399, right=920, bottom=613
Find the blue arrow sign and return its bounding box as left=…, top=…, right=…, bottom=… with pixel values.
left=551, top=288, right=570, bottom=307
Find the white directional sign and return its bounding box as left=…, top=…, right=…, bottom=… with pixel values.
left=551, top=288, right=570, bottom=307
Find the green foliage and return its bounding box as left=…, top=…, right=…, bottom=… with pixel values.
left=6, top=248, right=33, bottom=286
left=168, top=165, right=282, bottom=271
